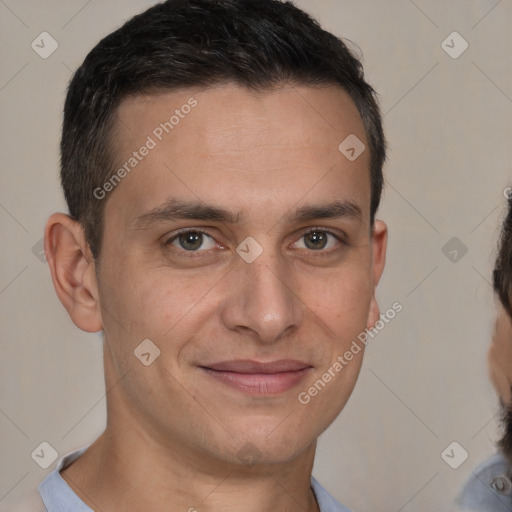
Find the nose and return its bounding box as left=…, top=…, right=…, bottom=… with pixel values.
left=220, top=250, right=303, bottom=344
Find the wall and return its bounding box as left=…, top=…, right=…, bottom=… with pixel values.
left=1, top=1, right=511, bottom=510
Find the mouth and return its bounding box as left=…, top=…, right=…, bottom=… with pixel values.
left=198, top=360, right=313, bottom=395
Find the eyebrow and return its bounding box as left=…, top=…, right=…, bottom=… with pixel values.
left=133, top=198, right=362, bottom=230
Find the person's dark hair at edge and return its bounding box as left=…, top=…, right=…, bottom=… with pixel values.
left=61, top=0, right=386, bottom=260
left=493, top=195, right=512, bottom=462
left=494, top=196, right=512, bottom=320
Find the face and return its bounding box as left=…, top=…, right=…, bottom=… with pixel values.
left=89, top=83, right=386, bottom=465
left=489, top=304, right=512, bottom=461
left=489, top=304, right=512, bottom=406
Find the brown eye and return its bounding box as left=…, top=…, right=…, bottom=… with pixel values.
left=303, top=231, right=329, bottom=250
left=168, top=231, right=216, bottom=252
left=295, top=230, right=342, bottom=252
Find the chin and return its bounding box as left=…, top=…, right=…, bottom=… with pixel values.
left=230, top=429, right=314, bottom=467
left=198, top=428, right=313, bottom=468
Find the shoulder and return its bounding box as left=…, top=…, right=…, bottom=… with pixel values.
left=457, top=452, right=512, bottom=511
left=311, top=477, right=352, bottom=512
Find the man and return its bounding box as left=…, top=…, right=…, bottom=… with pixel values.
left=12, top=0, right=388, bottom=510
left=457, top=197, right=512, bottom=511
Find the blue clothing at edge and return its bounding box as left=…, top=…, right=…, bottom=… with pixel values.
left=457, top=452, right=512, bottom=511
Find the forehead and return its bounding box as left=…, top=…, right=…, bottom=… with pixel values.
left=106, top=82, right=370, bottom=225
left=114, top=82, right=365, bottom=147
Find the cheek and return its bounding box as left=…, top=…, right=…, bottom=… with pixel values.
left=295, top=263, right=373, bottom=334
left=99, top=262, right=224, bottom=365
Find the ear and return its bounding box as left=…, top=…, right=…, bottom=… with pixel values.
left=366, top=220, right=388, bottom=329
left=44, top=213, right=103, bottom=333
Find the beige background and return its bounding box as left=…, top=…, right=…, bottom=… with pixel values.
left=1, top=1, right=511, bottom=510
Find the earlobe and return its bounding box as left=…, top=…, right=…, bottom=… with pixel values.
left=44, top=213, right=103, bottom=333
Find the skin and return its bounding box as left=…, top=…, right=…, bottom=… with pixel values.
left=489, top=303, right=512, bottom=406
left=45, top=83, right=387, bottom=512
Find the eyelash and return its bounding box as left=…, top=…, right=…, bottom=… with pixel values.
left=164, top=227, right=346, bottom=257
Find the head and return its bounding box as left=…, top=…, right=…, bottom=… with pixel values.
left=492, top=195, right=512, bottom=462
left=45, top=0, right=387, bottom=468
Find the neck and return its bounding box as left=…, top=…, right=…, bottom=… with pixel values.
left=61, top=404, right=319, bottom=512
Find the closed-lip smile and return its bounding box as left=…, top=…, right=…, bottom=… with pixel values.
left=199, top=359, right=313, bottom=395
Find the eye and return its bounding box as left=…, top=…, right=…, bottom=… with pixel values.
left=167, top=230, right=217, bottom=252
left=294, top=229, right=342, bottom=251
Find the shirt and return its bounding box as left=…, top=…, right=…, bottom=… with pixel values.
left=457, top=452, right=512, bottom=511
left=9, top=448, right=351, bottom=512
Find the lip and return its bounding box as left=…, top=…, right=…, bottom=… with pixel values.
left=199, top=359, right=313, bottom=395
